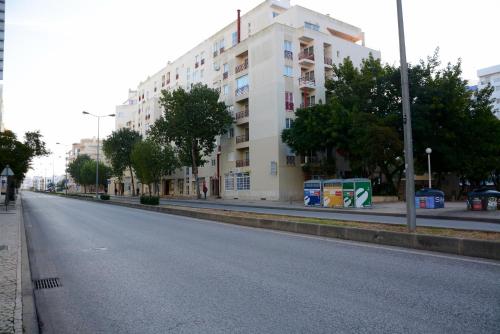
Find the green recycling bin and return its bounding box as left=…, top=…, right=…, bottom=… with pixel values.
left=353, top=179, right=372, bottom=208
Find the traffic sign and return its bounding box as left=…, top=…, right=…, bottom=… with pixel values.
left=1, top=165, right=14, bottom=177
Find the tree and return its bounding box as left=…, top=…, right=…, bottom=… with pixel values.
left=103, top=128, right=141, bottom=195
left=0, top=130, right=49, bottom=186
left=151, top=84, right=233, bottom=198
left=67, top=154, right=91, bottom=192
left=130, top=139, right=178, bottom=196
left=79, top=159, right=112, bottom=193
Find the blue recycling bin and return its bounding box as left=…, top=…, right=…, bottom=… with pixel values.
left=304, top=180, right=323, bottom=206
left=415, top=188, right=445, bottom=209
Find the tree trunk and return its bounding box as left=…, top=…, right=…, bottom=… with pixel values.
left=129, top=165, right=135, bottom=196
left=191, top=141, right=201, bottom=199
left=149, top=183, right=152, bottom=197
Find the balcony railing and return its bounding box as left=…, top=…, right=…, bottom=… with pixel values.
left=235, top=109, right=249, bottom=120
left=299, top=77, right=316, bottom=87
left=236, top=159, right=250, bottom=167
left=324, top=57, right=333, bottom=66
left=286, top=155, right=296, bottom=166
left=223, top=71, right=229, bottom=80
left=299, top=52, right=315, bottom=61
left=236, top=134, right=249, bottom=144
left=300, top=102, right=316, bottom=108
left=285, top=101, right=294, bottom=111
left=284, top=50, right=293, bottom=60
left=235, top=85, right=249, bottom=97
left=195, top=62, right=199, bottom=68
left=200, top=59, right=205, bottom=65
left=220, top=47, right=225, bottom=54
left=166, top=79, right=170, bottom=85
left=235, top=59, right=249, bottom=73
left=213, top=51, right=218, bottom=57
left=175, top=74, right=179, bottom=80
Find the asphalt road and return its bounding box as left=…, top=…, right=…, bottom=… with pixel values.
left=114, top=196, right=500, bottom=232
left=23, top=192, right=500, bottom=333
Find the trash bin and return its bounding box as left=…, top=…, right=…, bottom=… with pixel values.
left=323, top=179, right=343, bottom=208
left=352, top=178, right=372, bottom=208
left=342, top=180, right=355, bottom=208
left=467, top=189, right=500, bottom=211
left=415, top=188, right=445, bottom=209
left=304, top=180, right=322, bottom=206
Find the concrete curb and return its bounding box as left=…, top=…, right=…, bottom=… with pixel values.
left=60, top=194, right=500, bottom=261
left=19, top=196, right=39, bottom=334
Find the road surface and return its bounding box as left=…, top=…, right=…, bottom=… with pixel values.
left=23, top=192, right=500, bottom=333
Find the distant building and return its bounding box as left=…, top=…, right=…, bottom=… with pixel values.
left=69, top=137, right=105, bottom=164
left=477, top=64, right=500, bottom=119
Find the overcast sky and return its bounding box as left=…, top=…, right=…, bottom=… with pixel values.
left=4, top=0, right=499, bottom=176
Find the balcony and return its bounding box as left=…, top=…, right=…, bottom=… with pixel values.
left=223, top=71, right=229, bottom=80
left=220, top=47, right=225, bottom=54
left=166, top=79, right=170, bottom=85
left=299, top=52, right=315, bottom=66
left=235, top=85, right=249, bottom=100
left=300, top=102, right=317, bottom=108
left=285, top=101, right=294, bottom=111
left=200, top=59, right=205, bottom=65
left=286, top=155, right=296, bottom=166
left=284, top=50, right=293, bottom=60
left=236, top=159, right=250, bottom=167
left=236, top=134, right=249, bottom=144
left=195, top=62, right=199, bottom=68
left=299, top=77, right=316, bottom=90
left=324, top=57, right=333, bottom=67
left=213, top=50, right=218, bottom=58
left=235, top=59, right=249, bottom=74
left=235, top=108, right=249, bottom=124
left=175, top=74, right=179, bottom=80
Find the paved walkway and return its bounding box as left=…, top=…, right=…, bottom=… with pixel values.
left=0, top=196, right=22, bottom=334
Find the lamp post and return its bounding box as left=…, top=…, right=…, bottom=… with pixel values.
left=82, top=111, right=115, bottom=199
left=426, top=148, right=432, bottom=189
left=396, top=0, right=417, bottom=232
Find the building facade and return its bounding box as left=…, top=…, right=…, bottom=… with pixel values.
left=477, top=64, right=500, bottom=119
left=0, top=0, right=5, bottom=131
left=115, top=0, right=380, bottom=200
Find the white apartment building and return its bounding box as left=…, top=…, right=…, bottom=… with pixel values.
left=115, top=0, right=380, bottom=200
left=477, top=64, right=500, bottom=119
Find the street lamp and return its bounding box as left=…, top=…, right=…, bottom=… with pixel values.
left=396, top=0, right=417, bottom=232
left=82, top=111, right=115, bottom=199
left=426, top=148, right=432, bottom=189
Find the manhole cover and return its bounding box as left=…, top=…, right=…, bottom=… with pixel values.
left=34, top=278, right=61, bottom=290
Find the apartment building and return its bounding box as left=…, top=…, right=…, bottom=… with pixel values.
left=477, top=65, right=500, bottom=119
left=115, top=0, right=380, bottom=200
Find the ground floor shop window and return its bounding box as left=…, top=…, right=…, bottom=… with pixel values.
left=225, top=174, right=235, bottom=191
left=236, top=172, right=250, bottom=190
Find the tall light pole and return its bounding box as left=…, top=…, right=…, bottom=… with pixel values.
left=426, top=148, right=432, bottom=189
left=82, top=111, right=115, bottom=199
left=396, top=0, right=417, bottom=232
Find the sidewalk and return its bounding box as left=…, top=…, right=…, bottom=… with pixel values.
left=0, top=196, right=22, bottom=334
left=109, top=195, right=500, bottom=223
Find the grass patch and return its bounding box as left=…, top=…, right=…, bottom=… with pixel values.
left=160, top=204, right=500, bottom=241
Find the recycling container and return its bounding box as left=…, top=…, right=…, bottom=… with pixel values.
left=304, top=180, right=323, bottom=206
left=352, top=179, right=372, bottom=208
left=415, top=188, right=445, bottom=209
left=467, top=189, right=500, bottom=211
left=322, top=179, right=343, bottom=208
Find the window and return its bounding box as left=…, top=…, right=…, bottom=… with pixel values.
left=186, top=68, right=191, bottom=85
left=236, top=172, right=250, bottom=190
left=223, top=84, right=229, bottom=96
left=284, top=65, right=293, bottom=77
left=285, top=118, right=294, bottom=129
left=213, top=41, right=218, bottom=55
left=272, top=12, right=279, bottom=18
left=211, top=159, right=216, bottom=167
left=248, top=22, right=251, bottom=35
left=200, top=69, right=204, bottom=79
left=228, top=127, right=234, bottom=138
left=225, top=174, right=235, bottom=191
left=284, top=40, right=292, bottom=52
left=305, top=22, right=320, bottom=31
left=285, top=91, right=294, bottom=110
left=236, top=75, right=248, bottom=89
left=200, top=51, right=205, bottom=65
left=177, top=179, right=184, bottom=195
left=232, top=31, right=238, bottom=46
left=219, top=38, right=225, bottom=52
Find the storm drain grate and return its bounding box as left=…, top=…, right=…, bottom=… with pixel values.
left=34, top=278, right=61, bottom=290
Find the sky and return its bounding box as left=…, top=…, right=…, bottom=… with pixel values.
left=3, top=0, right=500, bottom=176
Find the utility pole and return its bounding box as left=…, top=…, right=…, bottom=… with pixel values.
left=396, top=0, right=417, bottom=232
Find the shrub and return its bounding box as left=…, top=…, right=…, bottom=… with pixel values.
left=140, top=195, right=160, bottom=205
left=100, top=194, right=110, bottom=200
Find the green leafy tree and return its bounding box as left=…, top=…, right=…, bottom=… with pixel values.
left=130, top=139, right=178, bottom=196
left=103, top=128, right=141, bottom=195
left=0, top=130, right=49, bottom=186
left=67, top=154, right=91, bottom=192
left=151, top=84, right=233, bottom=198
left=79, top=159, right=112, bottom=193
